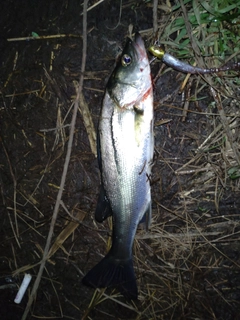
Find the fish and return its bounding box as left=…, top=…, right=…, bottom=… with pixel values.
left=82, top=32, right=154, bottom=300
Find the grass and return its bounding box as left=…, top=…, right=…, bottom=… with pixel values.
left=161, top=0, right=240, bottom=60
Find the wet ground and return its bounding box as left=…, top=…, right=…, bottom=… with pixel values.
left=1, top=1, right=240, bottom=319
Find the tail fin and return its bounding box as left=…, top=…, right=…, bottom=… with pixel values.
left=82, top=253, right=138, bottom=300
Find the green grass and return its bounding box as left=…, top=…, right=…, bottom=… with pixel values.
left=161, top=0, right=240, bottom=62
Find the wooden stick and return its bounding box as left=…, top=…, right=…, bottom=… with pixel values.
left=21, top=1, right=89, bottom=319
left=80, top=0, right=104, bottom=15
left=7, top=34, right=81, bottom=42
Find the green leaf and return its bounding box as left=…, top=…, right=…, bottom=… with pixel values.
left=193, top=0, right=202, bottom=26
left=175, top=28, right=187, bottom=43
left=228, top=166, right=240, bottom=180
left=31, top=32, right=39, bottom=38
left=218, top=4, right=238, bottom=13
left=200, top=1, right=215, bottom=15
left=172, top=0, right=192, bottom=11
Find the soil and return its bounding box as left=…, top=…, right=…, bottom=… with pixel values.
left=0, top=1, right=240, bottom=320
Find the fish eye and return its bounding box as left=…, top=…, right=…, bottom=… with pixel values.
left=121, top=54, right=131, bottom=67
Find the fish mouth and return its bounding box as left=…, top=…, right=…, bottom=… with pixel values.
left=133, top=32, right=147, bottom=61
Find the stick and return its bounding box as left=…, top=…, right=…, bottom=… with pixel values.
left=21, top=1, right=89, bottom=319
left=80, top=0, right=104, bottom=15
left=7, top=34, right=81, bottom=42
left=153, top=0, right=158, bottom=34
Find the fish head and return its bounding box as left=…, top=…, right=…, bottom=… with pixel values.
left=107, top=32, right=151, bottom=110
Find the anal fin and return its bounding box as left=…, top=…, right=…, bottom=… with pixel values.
left=95, top=185, right=113, bottom=223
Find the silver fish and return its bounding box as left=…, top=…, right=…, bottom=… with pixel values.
left=82, top=32, right=154, bottom=299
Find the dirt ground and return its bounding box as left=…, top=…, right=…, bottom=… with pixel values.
left=1, top=1, right=240, bottom=319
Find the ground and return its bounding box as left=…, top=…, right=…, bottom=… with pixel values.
left=0, top=1, right=240, bottom=319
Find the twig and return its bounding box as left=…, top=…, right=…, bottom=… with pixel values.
left=21, top=1, right=89, bottom=319
left=153, top=0, right=158, bottom=34
left=47, top=202, right=86, bottom=259
left=2, top=141, right=20, bottom=245
left=4, top=89, right=40, bottom=97
left=196, top=122, right=223, bottom=152
left=180, top=0, right=202, bottom=60
left=7, top=34, right=81, bottom=42
left=73, top=82, right=97, bottom=157
left=210, top=87, right=240, bottom=165
left=181, top=76, right=194, bottom=122
left=80, top=0, right=104, bottom=15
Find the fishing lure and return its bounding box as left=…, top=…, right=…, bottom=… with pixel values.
left=149, top=44, right=240, bottom=74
